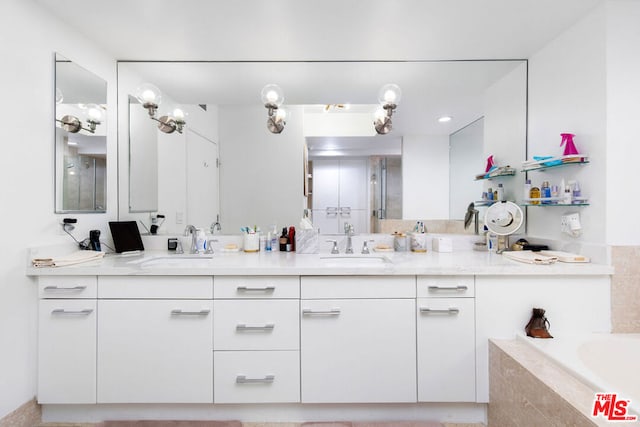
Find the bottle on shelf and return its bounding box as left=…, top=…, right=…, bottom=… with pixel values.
left=529, top=185, right=541, bottom=205
left=523, top=179, right=531, bottom=203
left=496, top=183, right=504, bottom=201
left=541, top=181, right=551, bottom=204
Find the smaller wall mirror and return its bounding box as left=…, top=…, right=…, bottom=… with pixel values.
left=54, top=53, right=107, bottom=213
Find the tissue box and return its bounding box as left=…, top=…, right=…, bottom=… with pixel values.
left=295, top=229, right=319, bottom=254
left=432, top=237, right=453, bottom=253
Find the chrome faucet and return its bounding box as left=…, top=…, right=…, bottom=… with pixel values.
left=184, top=225, right=198, bottom=254
left=210, top=214, right=222, bottom=234
left=344, top=223, right=354, bottom=254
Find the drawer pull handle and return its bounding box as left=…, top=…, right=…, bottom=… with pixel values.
left=236, top=323, right=275, bottom=331
left=428, top=285, right=468, bottom=292
left=51, top=308, right=93, bottom=316
left=420, top=307, right=460, bottom=315
left=236, top=286, right=276, bottom=293
left=171, top=309, right=211, bottom=316
left=302, top=308, right=341, bottom=316
left=236, top=375, right=275, bottom=384
left=44, top=285, right=87, bottom=292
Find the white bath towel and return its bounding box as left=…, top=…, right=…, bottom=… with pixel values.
left=502, top=250, right=558, bottom=265
left=32, top=250, right=105, bottom=268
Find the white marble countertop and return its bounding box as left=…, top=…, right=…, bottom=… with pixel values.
left=26, top=249, right=614, bottom=276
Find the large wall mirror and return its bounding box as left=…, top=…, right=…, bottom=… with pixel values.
left=54, top=53, right=107, bottom=213
left=117, top=61, right=526, bottom=234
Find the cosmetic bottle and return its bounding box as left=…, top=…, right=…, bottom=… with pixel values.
left=551, top=185, right=559, bottom=204
left=529, top=185, right=541, bottom=205
left=288, top=226, right=295, bottom=252
left=196, top=228, right=207, bottom=253
left=523, top=179, right=531, bottom=203
left=563, top=186, right=572, bottom=204
left=572, top=180, right=582, bottom=204
left=541, top=181, right=551, bottom=204
left=496, top=183, right=504, bottom=201
left=279, top=227, right=288, bottom=252
left=487, top=188, right=494, bottom=201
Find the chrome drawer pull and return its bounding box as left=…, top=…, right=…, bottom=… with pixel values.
left=44, top=285, right=87, bottom=292
left=420, top=307, right=460, bottom=315
left=171, top=309, right=211, bottom=316
left=236, top=286, right=276, bottom=293
left=302, top=308, right=341, bottom=316
left=236, top=323, right=275, bottom=331
left=236, top=374, right=275, bottom=384
left=51, top=308, right=93, bottom=316
left=428, top=285, right=468, bottom=291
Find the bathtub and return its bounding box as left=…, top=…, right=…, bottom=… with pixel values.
left=518, top=333, right=640, bottom=417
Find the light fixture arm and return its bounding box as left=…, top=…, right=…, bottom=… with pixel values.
left=56, top=115, right=98, bottom=134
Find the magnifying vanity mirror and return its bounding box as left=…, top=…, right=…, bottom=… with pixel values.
left=54, top=53, right=107, bottom=213
left=117, top=60, right=526, bottom=234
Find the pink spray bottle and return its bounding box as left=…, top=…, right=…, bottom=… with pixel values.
left=560, top=133, right=579, bottom=156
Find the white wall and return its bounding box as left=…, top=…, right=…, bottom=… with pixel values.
left=449, top=119, right=484, bottom=220
left=605, top=0, right=640, bottom=245
left=527, top=4, right=607, bottom=245
left=0, top=0, right=117, bottom=418
left=402, top=135, right=450, bottom=219
left=483, top=62, right=528, bottom=205
left=219, top=105, right=306, bottom=233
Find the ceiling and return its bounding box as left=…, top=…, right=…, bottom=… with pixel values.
left=34, top=0, right=601, bottom=61
left=40, top=0, right=601, bottom=146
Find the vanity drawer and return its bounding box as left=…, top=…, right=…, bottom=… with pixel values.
left=98, top=276, right=213, bottom=299
left=213, top=300, right=299, bottom=350
left=417, top=276, right=474, bottom=298
left=214, top=276, right=299, bottom=299
left=301, top=276, right=415, bottom=299
left=39, top=276, right=97, bottom=299
left=214, top=350, right=300, bottom=403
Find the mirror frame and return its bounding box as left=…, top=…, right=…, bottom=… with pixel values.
left=54, top=52, right=108, bottom=213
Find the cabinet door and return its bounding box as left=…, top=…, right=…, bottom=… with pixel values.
left=338, top=158, right=368, bottom=210
left=417, top=297, right=475, bottom=402
left=38, top=299, right=97, bottom=403
left=301, top=299, right=416, bottom=403
left=97, top=300, right=213, bottom=403
left=311, top=159, right=339, bottom=209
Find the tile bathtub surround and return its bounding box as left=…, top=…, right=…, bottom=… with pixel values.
left=0, top=398, right=41, bottom=427
left=611, top=246, right=640, bottom=333
left=488, top=339, right=608, bottom=427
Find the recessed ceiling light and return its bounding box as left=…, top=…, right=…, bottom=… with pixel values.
left=438, top=116, right=452, bottom=123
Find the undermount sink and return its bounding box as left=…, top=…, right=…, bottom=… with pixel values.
left=136, top=254, right=214, bottom=268
left=319, top=255, right=392, bottom=266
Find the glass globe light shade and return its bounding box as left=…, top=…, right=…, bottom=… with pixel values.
left=373, top=107, right=387, bottom=122
left=261, top=84, right=284, bottom=107
left=377, top=83, right=402, bottom=106
left=85, top=103, right=104, bottom=123
left=172, top=107, right=187, bottom=122
left=55, top=88, right=64, bottom=105
left=135, top=83, right=162, bottom=106
left=275, top=107, right=287, bottom=122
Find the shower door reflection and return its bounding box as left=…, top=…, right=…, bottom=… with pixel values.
left=371, top=156, right=402, bottom=223
left=58, top=129, right=107, bottom=212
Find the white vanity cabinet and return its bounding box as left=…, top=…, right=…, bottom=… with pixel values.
left=37, top=276, right=97, bottom=404
left=416, top=276, right=476, bottom=402
left=300, top=276, right=417, bottom=403
left=96, top=276, right=214, bottom=403
left=213, top=276, right=300, bottom=403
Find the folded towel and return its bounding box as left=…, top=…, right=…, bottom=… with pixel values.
left=502, top=250, right=558, bottom=265
left=32, top=250, right=105, bottom=268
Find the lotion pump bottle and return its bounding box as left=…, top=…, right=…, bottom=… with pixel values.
left=523, top=179, right=531, bottom=203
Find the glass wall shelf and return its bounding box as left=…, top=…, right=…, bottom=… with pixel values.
left=521, top=158, right=589, bottom=173
left=474, top=168, right=516, bottom=181
left=522, top=196, right=589, bottom=206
